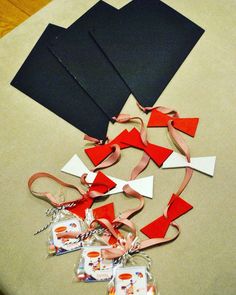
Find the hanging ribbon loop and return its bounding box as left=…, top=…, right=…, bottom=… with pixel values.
left=28, top=172, right=85, bottom=207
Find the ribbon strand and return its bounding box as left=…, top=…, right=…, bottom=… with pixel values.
left=28, top=172, right=85, bottom=207
left=137, top=102, right=180, bottom=118
left=167, top=121, right=193, bottom=195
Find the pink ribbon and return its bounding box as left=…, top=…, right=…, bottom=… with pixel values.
left=113, top=114, right=148, bottom=146
left=113, top=184, right=145, bottom=222
left=137, top=102, right=180, bottom=118
left=84, top=134, right=106, bottom=145
left=91, top=144, right=121, bottom=172
left=112, top=114, right=151, bottom=179
left=101, top=221, right=180, bottom=260
left=28, top=172, right=85, bottom=207
left=167, top=120, right=193, bottom=196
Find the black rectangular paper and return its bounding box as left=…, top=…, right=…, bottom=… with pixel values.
left=91, top=0, right=205, bottom=106
left=11, top=24, right=109, bottom=140
left=49, top=1, right=130, bottom=120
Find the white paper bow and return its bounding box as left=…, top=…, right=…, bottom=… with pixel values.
left=61, top=155, right=154, bottom=198
left=162, top=152, right=216, bottom=176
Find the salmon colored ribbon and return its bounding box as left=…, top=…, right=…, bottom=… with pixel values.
left=148, top=109, right=199, bottom=137
left=84, top=134, right=107, bottom=145
left=112, top=115, right=152, bottom=179
left=122, top=128, right=173, bottom=167
left=102, top=221, right=180, bottom=260
left=85, top=129, right=130, bottom=166
left=167, top=120, right=193, bottom=195
left=130, top=152, right=151, bottom=180
left=102, top=233, right=139, bottom=260
left=137, top=103, right=199, bottom=137
left=91, top=144, right=121, bottom=172
left=28, top=171, right=117, bottom=219
left=137, top=102, right=180, bottom=117
left=112, top=114, right=148, bottom=146
left=28, top=172, right=85, bottom=207
left=113, top=184, right=145, bottom=222
left=57, top=185, right=143, bottom=243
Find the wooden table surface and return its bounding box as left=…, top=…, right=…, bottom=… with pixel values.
left=0, top=0, right=51, bottom=37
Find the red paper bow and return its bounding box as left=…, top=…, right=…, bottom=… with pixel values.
left=121, top=128, right=173, bottom=166
left=140, top=194, right=193, bottom=238
left=68, top=171, right=116, bottom=219
left=93, top=203, right=120, bottom=245
left=148, top=109, right=199, bottom=137
left=85, top=129, right=130, bottom=166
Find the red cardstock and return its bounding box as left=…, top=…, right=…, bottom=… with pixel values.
left=140, top=194, right=193, bottom=238
left=121, top=128, right=173, bottom=166
left=68, top=171, right=116, bottom=219
left=93, top=202, right=119, bottom=245
left=148, top=109, right=199, bottom=137
left=93, top=203, right=115, bottom=222
left=85, top=129, right=130, bottom=166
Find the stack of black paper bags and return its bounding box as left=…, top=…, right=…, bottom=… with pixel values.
left=11, top=0, right=204, bottom=140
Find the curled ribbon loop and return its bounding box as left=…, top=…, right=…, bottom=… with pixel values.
left=130, top=152, right=151, bottom=180
left=112, top=114, right=151, bottom=179
left=84, top=134, right=108, bottom=145
left=80, top=173, right=111, bottom=199
left=92, top=144, right=121, bottom=172
left=113, top=114, right=148, bottom=146
left=137, top=102, right=180, bottom=118
left=85, top=130, right=129, bottom=166
left=28, top=172, right=85, bottom=207
left=168, top=120, right=190, bottom=162
left=102, top=233, right=139, bottom=260
left=102, top=220, right=180, bottom=260
left=113, top=184, right=145, bottom=222
left=103, top=234, right=152, bottom=272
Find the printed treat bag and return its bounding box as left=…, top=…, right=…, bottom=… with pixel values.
left=48, top=212, right=86, bottom=256
left=105, top=235, right=157, bottom=295
left=108, top=266, right=157, bottom=295
left=75, top=246, right=114, bottom=282
left=28, top=172, right=92, bottom=255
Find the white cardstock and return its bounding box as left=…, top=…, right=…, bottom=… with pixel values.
left=61, top=154, right=154, bottom=198
left=162, top=152, right=216, bottom=176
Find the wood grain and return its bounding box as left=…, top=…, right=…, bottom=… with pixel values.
left=0, top=0, right=51, bottom=37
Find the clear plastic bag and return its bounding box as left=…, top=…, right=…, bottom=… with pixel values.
left=107, top=265, right=157, bottom=295
left=47, top=210, right=86, bottom=256
left=75, top=246, right=114, bottom=282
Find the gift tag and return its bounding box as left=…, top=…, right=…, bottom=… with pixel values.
left=114, top=266, right=148, bottom=295
left=76, top=246, right=114, bottom=282
left=49, top=218, right=84, bottom=255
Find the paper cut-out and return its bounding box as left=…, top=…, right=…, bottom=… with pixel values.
left=162, top=152, right=216, bottom=176
left=61, top=154, right=154, bottom=199
left=141, top=194, right=193, bottom=238
left=49, top=1, right=130, bottom=120
left=93, top=203, right=115, bottom=223
left=91, top=0, right=204, bottom=106
left=10, top=24, right=109, bottom=140
left=67, top=171, right=116, bottom=219
left=148, top=109, right=199, bottom=137
left=85, top=129, right=130, bottom=166
left=121, top=128, right=173, bottom=166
